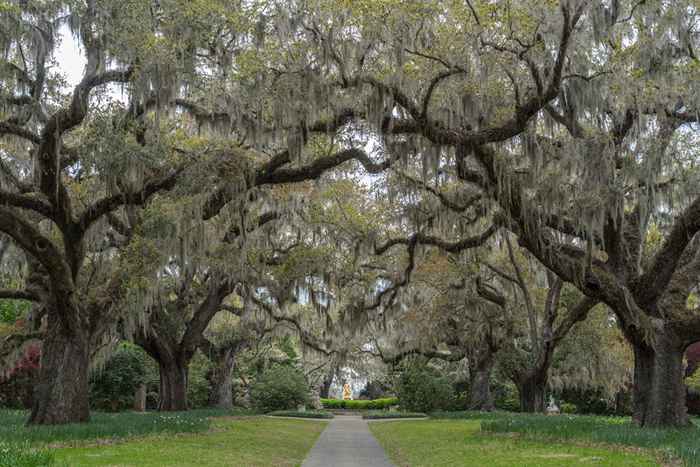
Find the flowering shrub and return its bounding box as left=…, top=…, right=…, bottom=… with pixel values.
left=0, top=343, right=41, bottom=409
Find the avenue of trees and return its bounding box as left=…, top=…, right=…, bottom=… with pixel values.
left=1, top=0, right=699, bottom=429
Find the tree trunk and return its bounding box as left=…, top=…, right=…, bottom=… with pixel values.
left=134, top=384, right=147, bottom=412
left=319, top=374, right=334, bottom=399
left=208, top=348, right=235, bottom=409
left=517, top=373, right=547, bottom=413
left=469, top=352, right=495, bottom=411
left=28, top=320, right=90, bottom=425
left=631, top=336, right=689, bottom=427
left=158, top=359, right=189, bottom=411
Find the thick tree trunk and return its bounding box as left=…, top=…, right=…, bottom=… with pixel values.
left=632, top=337, right=689, bottom=427
left=517, top=373, right=547, bottom=413
left=28, top=321, right=90, bottom=425
left=158, top=359, right=189, bottom=411
left=468, top=353, right=495, bottom=411
left=208, top=349, right=235, bottom=409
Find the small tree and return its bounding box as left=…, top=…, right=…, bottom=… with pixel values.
left=249, top=365, right=310, bottom=413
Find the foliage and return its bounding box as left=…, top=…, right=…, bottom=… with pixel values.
left=320, top=398, right=398, bottom=410
left=560, top=402, right=578, bottom=414
left=55, top=417, right=326, bottom=467
left=267, top=410, right=334, bottom=419
left=0, top=409, right=224, bottom=444
left=187, top=352, right=213, bottom=409
left=362, top=411, right=426, bottom=419
left=249, top=365, right=310, bottom=413
left=492, top=380, right=520, bottom=412
left=0, top=442, right=55, bottom=467
left=89, top=343, right=147, bottom=412
left=0, top=343, right=40, bottom=409
left=482, top=414, right=698, bottom=466
left=371, top=419, right=656, bottom=466
left=0, top=300, right=30, bottom=324
left=395, top=363, right=454, bottom=413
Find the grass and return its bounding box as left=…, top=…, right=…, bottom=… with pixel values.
left=54, top=416, right=327, bottom=467
left=0, top=442, right=56, bottom=467
left=0, top=408, right=254, bottom=446
left=362, top=411, right=427, bottom=419
left=482, top=413, right=700, bottom=466
left=267, top=409, right=334, bottom=419
left=370, top=419, right=659, bottom=466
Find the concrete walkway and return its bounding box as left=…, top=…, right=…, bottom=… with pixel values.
left=302, top=415, right=395, bottom=467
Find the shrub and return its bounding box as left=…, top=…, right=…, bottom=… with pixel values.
left=268, top=410, right=334, bottom=419
left=187, top=352, right=212, bottom=409
left=89, top=343, right=146, bottom=412
left=250, top=365, right=310, bottom=412
left=0, top=442, right=55, bottom=466
left=493, top=380, right=520, bottom=412
left=0, top=343, right=40, bottom=409
left=320, top=397, right=398, bottom=410
left=395, top=363, right=454, bottom=413
left=560, top=402, right=577, bottom=414
left=362, top=411, right=426, bottom=419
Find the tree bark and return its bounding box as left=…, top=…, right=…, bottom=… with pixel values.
left=28, top=320, right=90, bottom=425
left=319, top=372, right=334, bottom=399
left=468, top=352, right=495, bottom=411
left=208, top=348, right=235, bottom=409
left=631, top=336, right=689, bottom=427
left=158, top=359, right=189, bottom=411
left=517, top=372, right=547, bottom=413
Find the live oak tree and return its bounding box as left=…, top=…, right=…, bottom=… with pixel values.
left=478, top=238, right=597, bottom=412
left=287, top=0, right=700, bottom=427
left=0, top=0, right=396, bottom=424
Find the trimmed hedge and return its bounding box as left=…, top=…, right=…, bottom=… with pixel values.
left=362, top=411, right=427, bottom=419
left=321, top=397, right=398, bottom=410
left=267, top=410, right=334, bottom=419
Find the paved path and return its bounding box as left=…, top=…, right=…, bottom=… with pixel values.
left=302, top=415, right=395, bottom=467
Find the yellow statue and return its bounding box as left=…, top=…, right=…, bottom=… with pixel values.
left=342, top=383, right=352, bottom=400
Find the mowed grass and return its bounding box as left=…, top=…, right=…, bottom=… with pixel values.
left=369, top=419, right=659, bottom=466
left=54, top=417, right=326, bottom=467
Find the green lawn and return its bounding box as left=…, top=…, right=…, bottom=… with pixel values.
left=54, top=417, right=327, bottom=467
left=370, top=419, right=660, bottom=466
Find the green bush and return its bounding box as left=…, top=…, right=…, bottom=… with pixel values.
left=560, top=402, right=577, bottom=414
left=395, top=363, right=454, bottom=413
left=250, top=365, right=310, bottom=412
left=320, top=398, right=399, bottom=410
left=0, top=442, right=55, bottom=466
left=187, top=352, right=212, bottom=409
left=268, top=410, right=334, bottom=419
left=89, top=343, right=146, bottom=412
left=362, top=411, right=426, bottom=419
left=493, top=380, right=520, bottom=412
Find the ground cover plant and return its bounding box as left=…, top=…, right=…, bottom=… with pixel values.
left=482, top=413, right=700, bottom=466
left=0, top=409, right=251, bottom=445
left=370, top=419, right=659, bottom=466
left=54, top=417, right=326, bottom=467
left=0, top=442, right=56, bottom=467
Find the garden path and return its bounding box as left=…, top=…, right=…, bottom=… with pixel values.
left=301, top=415, right=395, bottom=467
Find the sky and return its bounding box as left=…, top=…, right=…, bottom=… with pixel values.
left=54, top=25, right=85, bottom=89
